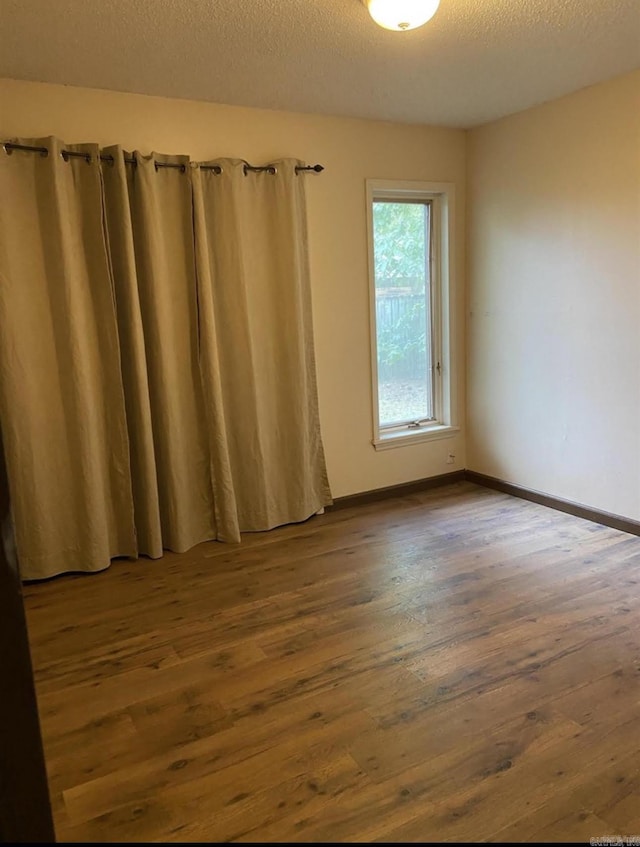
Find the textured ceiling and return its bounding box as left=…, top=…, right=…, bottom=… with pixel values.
left=0, top=0, right=639, bottom=128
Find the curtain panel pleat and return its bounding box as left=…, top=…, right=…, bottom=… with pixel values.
left=0, top=139, right=332, bottom=579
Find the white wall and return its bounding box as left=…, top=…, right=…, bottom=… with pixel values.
left=0, top=78, right=467, bottom=498
left=467, top=71, right=640, bottom=520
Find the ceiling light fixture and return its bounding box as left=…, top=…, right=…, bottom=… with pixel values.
left=363, top=0, right=440, bottom=32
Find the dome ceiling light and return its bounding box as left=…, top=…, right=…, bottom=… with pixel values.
left=363, top=0, right=441, bottom=32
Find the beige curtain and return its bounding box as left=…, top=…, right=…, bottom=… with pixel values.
left=102, top=148, right=217, bottom=555
left=193, top=160, right=331, bottom=540
left=0, top=139, right=137, bottom=578
left=0, top=138, right=331, bottom=580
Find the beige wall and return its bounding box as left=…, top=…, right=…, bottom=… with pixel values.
left=2, top=72, right=637, bottom=516
left=0, top=78, right=467, bottom=498
left=467, top=71, right=640, bottom=520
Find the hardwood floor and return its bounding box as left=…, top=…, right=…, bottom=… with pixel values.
left=22, top=481, right=640, bottom=843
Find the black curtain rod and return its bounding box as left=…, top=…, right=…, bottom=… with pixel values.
left=1, top=142, right=324, bottom=175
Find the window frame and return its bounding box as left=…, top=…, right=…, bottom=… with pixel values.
left=366, top=179, right=459, bottom=450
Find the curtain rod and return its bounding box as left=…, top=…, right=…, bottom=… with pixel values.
left=1, top=142, right=324, bottom=175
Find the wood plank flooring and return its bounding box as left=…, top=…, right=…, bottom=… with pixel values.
left=22, top=482, right=640, bottom=842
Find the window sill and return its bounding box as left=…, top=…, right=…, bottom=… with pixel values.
left=372, top=424, right=460, bottom=451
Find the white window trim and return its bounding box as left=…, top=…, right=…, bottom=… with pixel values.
left=366, top=179, right=458, bottom=451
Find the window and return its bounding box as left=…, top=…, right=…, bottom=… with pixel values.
left=367, top=180, right=458, bottom=449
